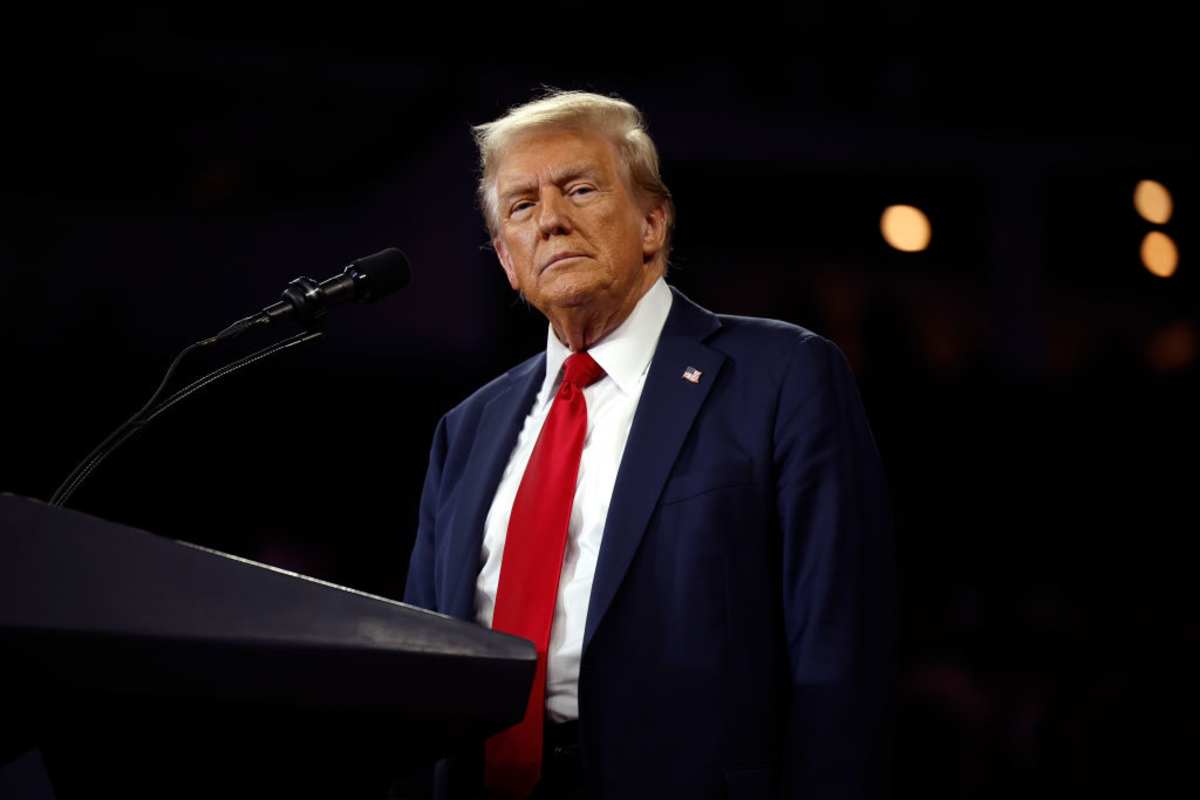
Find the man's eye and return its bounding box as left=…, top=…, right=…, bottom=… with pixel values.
left=569, top=186, right=594, bottom=197
left=510, top=201, right=534, bottom=215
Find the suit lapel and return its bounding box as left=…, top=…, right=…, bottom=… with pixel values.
left=583, top=288, right=725, bottom=652
left=441, top=355, right=545, bottom=619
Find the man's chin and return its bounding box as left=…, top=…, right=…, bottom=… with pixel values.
left=536, top=274, right=609, bottom=310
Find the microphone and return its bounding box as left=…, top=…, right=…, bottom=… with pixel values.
left=211, top=247, right=411, bottom=343
left=262, top=246, right=411, bottom=326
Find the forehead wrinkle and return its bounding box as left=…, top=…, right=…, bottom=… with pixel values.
left=496, top=160, right=605, bottom=204
left=548, top=162, right=603, bottom=186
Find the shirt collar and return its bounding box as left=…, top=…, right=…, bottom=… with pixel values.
left=541, top=276, right=673, bottom=403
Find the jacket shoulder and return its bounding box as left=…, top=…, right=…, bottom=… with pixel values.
left=711, top=312, right=837, bottom=362
left=667, top=286, right=852, bottom=390
left=437, top=351, right=543, bottom=435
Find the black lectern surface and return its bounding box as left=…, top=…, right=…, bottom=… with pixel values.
left=0, top=494, right=536, bottom=798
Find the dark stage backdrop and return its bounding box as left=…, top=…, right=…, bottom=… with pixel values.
left=2, top=7, right=1196, bottom=797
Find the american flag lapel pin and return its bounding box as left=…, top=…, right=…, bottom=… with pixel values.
left=682, top=366, right=703, bottom=384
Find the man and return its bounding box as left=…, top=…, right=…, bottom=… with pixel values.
left=404, top=90, right=896, bottom=799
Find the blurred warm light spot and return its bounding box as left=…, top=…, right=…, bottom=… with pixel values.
left=1140, top=232, right=1178, bottom=277
left=1147, top=320, right=1198, bottom=373
left=914, top=308, right=972, bottom=376
left=1134, top=180, right=1173, bottom=224
left=881, top=205, right=931, bottom=252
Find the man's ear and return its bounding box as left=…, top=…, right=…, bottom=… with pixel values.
left=641, top=203, right=668, bottom=261
left=494, top=237, right=520, bottom=290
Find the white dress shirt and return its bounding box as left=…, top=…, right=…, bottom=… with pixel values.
left=475, top=277, right=673, bottom=722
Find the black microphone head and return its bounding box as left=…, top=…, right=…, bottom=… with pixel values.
left=345, top=247, right=411, bottom=302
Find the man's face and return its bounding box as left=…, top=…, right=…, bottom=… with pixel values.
left=491, top=127, right=666, bottom=323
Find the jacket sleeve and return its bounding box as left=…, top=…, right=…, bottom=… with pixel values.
left=403, top=415, right=450, bottom=611
left=773, top=334, right=898, bottom=800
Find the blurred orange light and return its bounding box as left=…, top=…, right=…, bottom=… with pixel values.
left=1147, top=320, right=1198, bottom=373
left=1134, top=180, right=1173, bottom=224
left=881, top=205, right=931, bottom=252
left=1141, top=232, right=1179, bottom=278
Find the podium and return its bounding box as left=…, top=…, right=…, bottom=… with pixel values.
left=0, top=494, right=536, bottom=798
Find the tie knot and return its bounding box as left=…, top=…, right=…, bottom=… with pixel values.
left=562, top=351, right=605, bottom=389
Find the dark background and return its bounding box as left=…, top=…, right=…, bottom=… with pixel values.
left=2, top=5, right=1196, bottom=797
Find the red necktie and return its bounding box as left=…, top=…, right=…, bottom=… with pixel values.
left=485, top=351, right=606, bottom=798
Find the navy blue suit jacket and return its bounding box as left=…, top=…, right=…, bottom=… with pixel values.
left=404, top=287, right=897, bottom=799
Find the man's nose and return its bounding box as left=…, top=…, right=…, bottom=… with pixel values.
left=536, top=189, right=572, bottom=237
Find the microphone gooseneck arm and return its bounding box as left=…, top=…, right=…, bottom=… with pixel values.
left=49, top=329, right=324, bottom=508
left=48, top=246, right=410, bottom=509
left=49, top=337, right=213, bottom=507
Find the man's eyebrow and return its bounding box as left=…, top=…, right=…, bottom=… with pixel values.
left=497, top=163, right=602, bottom=203
left=549, top=163, right=600, bottom=186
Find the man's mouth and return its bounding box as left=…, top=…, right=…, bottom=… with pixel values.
left=541, top=252, right=588, bottom=273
